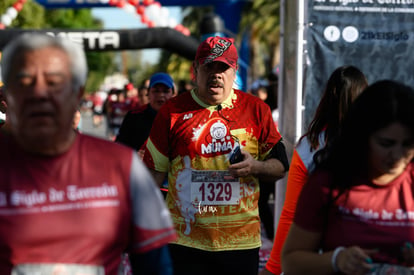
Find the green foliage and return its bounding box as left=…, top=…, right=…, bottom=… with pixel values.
left=123, top=50, right=156, bottom=87
left=154, top=49, right=192, bottom=84
left=157, top=6, right=213, bottom=84
left=43, top=9, right=99, bottom=29
left=240, top=0, right=280, bottom=43
left=240, top=0, right=280, bottom=80
left=0, top=1, right=115, bottom=94
left=41, top=8, right=114, bottom=93
left=0, top=0, right=45, bottom=28
left=84, top=51, right=114, bottom=93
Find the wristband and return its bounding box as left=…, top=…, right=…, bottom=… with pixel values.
left=331, top=246, right=345, bottom=273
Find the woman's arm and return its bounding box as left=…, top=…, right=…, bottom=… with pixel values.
left=282, top=223, right=374, bottom=275
left=282, top=223, right=335, bottom=275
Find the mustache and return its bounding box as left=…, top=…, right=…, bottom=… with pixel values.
left=207, top=79, right=224, bottom=87
left=22, top=98, right=54, bottom=112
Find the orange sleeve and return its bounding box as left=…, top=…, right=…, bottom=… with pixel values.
left=265, top=149, right=308, bottom=274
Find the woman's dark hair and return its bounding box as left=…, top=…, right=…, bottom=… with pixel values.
left=304, top=65, right=368, bottom=151
left=315, top=80, right=414, bottom=190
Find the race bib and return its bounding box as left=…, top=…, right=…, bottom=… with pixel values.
left=190, top=170, right=240, bottom=205
left=11, top=263, right=105, bottom=275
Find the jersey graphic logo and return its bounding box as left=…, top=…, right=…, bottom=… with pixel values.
left=204, top=38, right=232, bottom=64
left=210, top=120, right=227, bottom=140
left=194, top=118, right=237, bottom=156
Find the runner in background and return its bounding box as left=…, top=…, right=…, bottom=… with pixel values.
left=0, top=32, right=175, bottom=275
left=124, top=82, right=140, bottom=110
left=91, top=90, right=106, bottom=127
left=261, top=65, right=368, bottom=275
left=105, top=88, right=129, bottom=141
left=138, top=79, right=150, bottom=106
left=116, top=72, right=175, bottom=198
left=116, top=72, right=175, bottom=153
left=72, top=108, right=82, bottom=131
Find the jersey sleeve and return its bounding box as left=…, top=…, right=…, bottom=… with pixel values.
left=258, top=102, right=282, bottom=160
left=129, top=152, right=176, bottom=253
left=142, top=106, right=170, bottom=172
left=265, top=148, right=308, bottom=274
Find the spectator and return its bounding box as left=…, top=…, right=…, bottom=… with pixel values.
left=138, top=79, right=150, bottom=106
left=282, top=80, right=414, bottom=274
left=105, top=88, right=129, bottom=140
left=261, top=65, right=368, bottom=275
left=91, top=90, right=106, bottom=127
left=124, top=82, right=140, bottom=111
left=116, top=72, right=175, bottom=153
left=0, top=33, right=175, bottom=275
left=72, top=108, right=82, bottom=131
left=142, top=36, right=289, bottom=275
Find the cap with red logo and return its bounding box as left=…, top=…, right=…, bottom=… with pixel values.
left=195, top=36, right=238, bottom=69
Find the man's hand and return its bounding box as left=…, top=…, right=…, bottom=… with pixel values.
left=228, top=149, right=255, bottom=178
left=228, top=149, right=286, bottom=181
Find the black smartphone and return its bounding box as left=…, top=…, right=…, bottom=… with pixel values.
left=230, top=146, right=243, bottom=164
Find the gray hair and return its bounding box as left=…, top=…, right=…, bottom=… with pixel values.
left=1, top=32, right=88, bottom=93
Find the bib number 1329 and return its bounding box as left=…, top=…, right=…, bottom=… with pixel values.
left=199, top=182, right=232, bottom=202
left=191, top=170, right=240, bottom=205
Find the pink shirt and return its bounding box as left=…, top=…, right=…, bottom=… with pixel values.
left=295, top=162, right=414, bottom=265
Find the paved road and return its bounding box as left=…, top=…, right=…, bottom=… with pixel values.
left=79, top=110, right=109, bottom=140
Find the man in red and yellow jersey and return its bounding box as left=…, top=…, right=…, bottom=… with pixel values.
left=143, top=36, right=289, bottom=275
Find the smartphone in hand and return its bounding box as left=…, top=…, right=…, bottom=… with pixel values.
left=230, top=146, right=243, bottom=164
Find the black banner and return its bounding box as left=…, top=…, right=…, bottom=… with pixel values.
left=0, top=28, right=199, bottom=60
left=304, top=0, right=414, bottom=127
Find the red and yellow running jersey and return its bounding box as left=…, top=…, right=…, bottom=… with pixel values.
left=143, top=88, right=281, bottom=251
